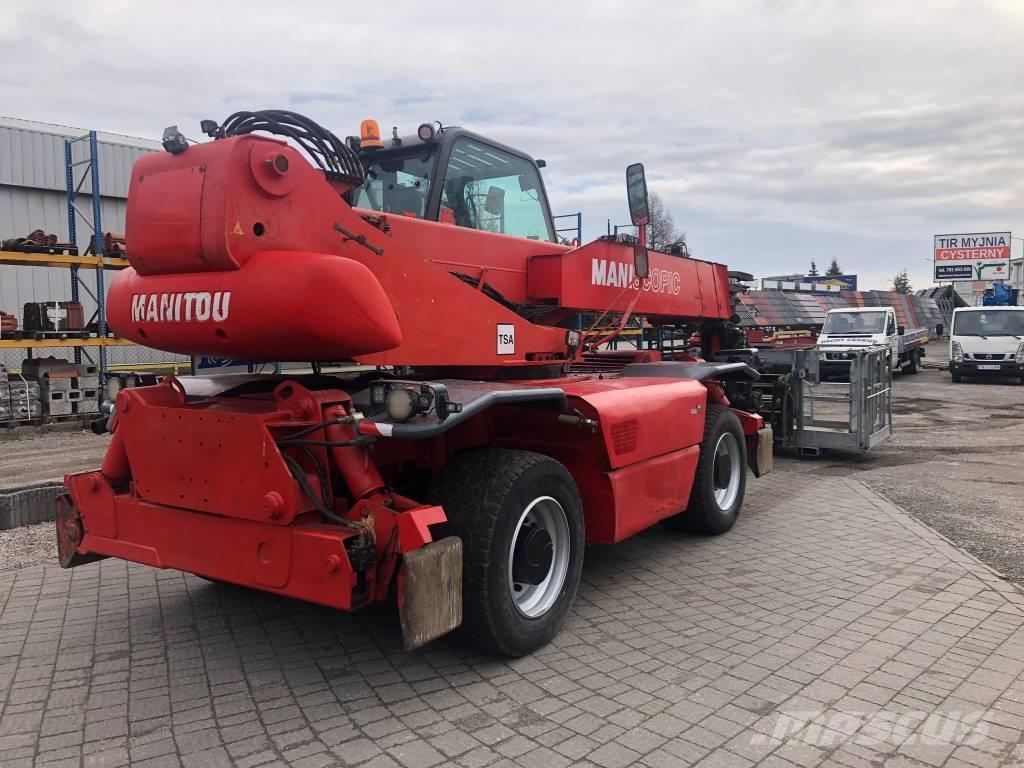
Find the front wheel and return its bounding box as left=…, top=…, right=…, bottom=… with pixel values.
left=663, top=405, right=747, bottom=535
left=430, top=449, right=584, bottom=657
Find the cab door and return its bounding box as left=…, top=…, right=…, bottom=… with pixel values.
left=885, top=311, right=899, bottom=366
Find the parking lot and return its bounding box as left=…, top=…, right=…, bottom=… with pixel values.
left=782, top=367, right=1024, bottom=585
left=1, top=366, right=1024, bottom=767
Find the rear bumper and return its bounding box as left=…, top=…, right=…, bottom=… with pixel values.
left=59, top=478, right=364, bottom=610
left=951, top=361, right=1024, bottom=376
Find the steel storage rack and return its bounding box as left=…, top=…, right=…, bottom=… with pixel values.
left=0, top=130, right=133, bottom=402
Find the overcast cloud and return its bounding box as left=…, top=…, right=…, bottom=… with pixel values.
left=3, top=0, right=1022, bottom=289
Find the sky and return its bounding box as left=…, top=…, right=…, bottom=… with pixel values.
left=2, top=0, right=1022, bottom=291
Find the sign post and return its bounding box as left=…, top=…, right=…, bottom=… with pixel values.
left=934, top=232, right=1011, bottom=282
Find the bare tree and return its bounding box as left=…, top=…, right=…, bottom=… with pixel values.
left=647, top=192, right=685, bottom=252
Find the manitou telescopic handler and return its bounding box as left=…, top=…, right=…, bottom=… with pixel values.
left=57, top=111, right=772, bottom=656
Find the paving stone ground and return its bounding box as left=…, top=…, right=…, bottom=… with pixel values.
left=2, top=468, right=1023, bottom=768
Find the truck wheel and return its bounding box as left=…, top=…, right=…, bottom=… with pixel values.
left=429, top=449, right=584, bottom=657
left=905, top=351, right=920, bottom=374
left=662, top=405, right=746, bottom=535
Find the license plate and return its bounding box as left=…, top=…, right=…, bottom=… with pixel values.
left=977, top=364, right=1001, bottom=370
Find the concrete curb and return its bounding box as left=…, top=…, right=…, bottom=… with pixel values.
left=0, top=482, right=62, bottom=530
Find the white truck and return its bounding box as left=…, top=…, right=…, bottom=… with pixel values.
left=949, top=306, right=1024, bottom=384
left=817, top=307, right=927, bottom=379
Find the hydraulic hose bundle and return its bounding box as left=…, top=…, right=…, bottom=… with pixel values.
left=214, top=109, right=365, bottom=185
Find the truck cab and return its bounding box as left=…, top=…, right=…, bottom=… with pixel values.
left=345, top=122, right=558, bottom=243
left=949, top=306, right=1024, bottom=384
left=818, top=307, right=899, bottom=373
left=818, top=307, right=926, bottom=378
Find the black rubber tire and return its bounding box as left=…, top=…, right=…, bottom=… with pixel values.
left=662, top=404, right=746, bottom=535
left=905, top=351, right=920, bottom=374
left=429, top=449, right=585, bottom=657
left=951, top=371, right=962, bottom=383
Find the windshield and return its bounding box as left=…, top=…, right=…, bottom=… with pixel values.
left=953, top=310, right=1024, bottom=337
left=348, top=150, right=436, bottom=218
left=822, top=312, right=887, bottom=334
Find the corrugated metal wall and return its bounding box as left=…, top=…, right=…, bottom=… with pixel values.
left=0, top=118, right=188, bottom=371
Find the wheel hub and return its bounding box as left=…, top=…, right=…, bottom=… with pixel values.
left=507, top=496, right=571, bottom=618
left=511, top=523, right=553, bottom=585
left=714, top=448, right=733, bottom=489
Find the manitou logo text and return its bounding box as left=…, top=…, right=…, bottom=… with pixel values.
left=130, top=292, right=231, bottom=323
left=591, top=258, right=681, bottom=295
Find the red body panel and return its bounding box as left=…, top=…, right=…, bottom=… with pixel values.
left=560, top=376, right=707, bottom=469
left=529, top=241, right=731, bottom=321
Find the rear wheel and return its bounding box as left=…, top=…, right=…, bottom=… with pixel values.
left=662, top=405, right=747, bottom=535
left=905, top=351, right=920, bottom=374
left=429, top=449, right=584, bottom=657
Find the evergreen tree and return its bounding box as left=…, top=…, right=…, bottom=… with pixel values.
left=892, top=269, right=912, bottom=294
left=825, top=258, right=842, bottom=276
left=808, top=260, right=820, bottom=277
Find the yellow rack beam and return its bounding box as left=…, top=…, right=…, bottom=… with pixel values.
left=0, top=337, right=136, bottom=350
left=583, top=328, right=643, bottom=337
left=0, top=250, right=129, bottom=270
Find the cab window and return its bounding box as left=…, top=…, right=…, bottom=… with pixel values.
left=351, top=150, right=436, bottom=218
left=439, top=139, right=554, bottom=241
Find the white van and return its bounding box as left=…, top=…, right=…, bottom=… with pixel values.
left=949, top=306, right=1024, bottom=384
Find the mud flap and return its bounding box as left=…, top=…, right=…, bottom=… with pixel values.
left=749, top=425, right=774, bottom=478
left=398, top=536, right=462, bottom=650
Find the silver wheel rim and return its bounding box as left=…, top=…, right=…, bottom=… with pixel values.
left=713, top=432, right=742, bottom=510
left=507, top=496, right=570, bottom=618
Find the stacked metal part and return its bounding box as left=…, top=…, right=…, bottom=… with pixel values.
left=87, top=232, right=127, bottom=257
left=7, top=379, right=41, bottom=420
left=0, top=229, right=77, bottom=253
left=736, top=289, right=945, bottom=337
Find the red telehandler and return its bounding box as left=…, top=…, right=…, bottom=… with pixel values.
left=57, top=111, right=772, bottom=656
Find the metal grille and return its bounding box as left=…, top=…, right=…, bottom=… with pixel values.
left=609, top=420, right=638, bottom=455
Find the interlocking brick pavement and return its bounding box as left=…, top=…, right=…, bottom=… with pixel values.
left=2, top=468, right=1024, bottom=767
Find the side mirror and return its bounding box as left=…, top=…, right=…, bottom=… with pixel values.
left=485, top=186, right=504, bottom=215
left=626, top=163, right=650, bottom=226
left=897, top=325, right=905, bottom=336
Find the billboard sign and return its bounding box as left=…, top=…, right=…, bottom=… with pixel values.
left=804, top=274, right=857, bottom=291
left=934, top=232, right=1011, bottom=281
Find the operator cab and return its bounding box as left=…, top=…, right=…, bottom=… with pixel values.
left=345, top=120, right=557, bottom=243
